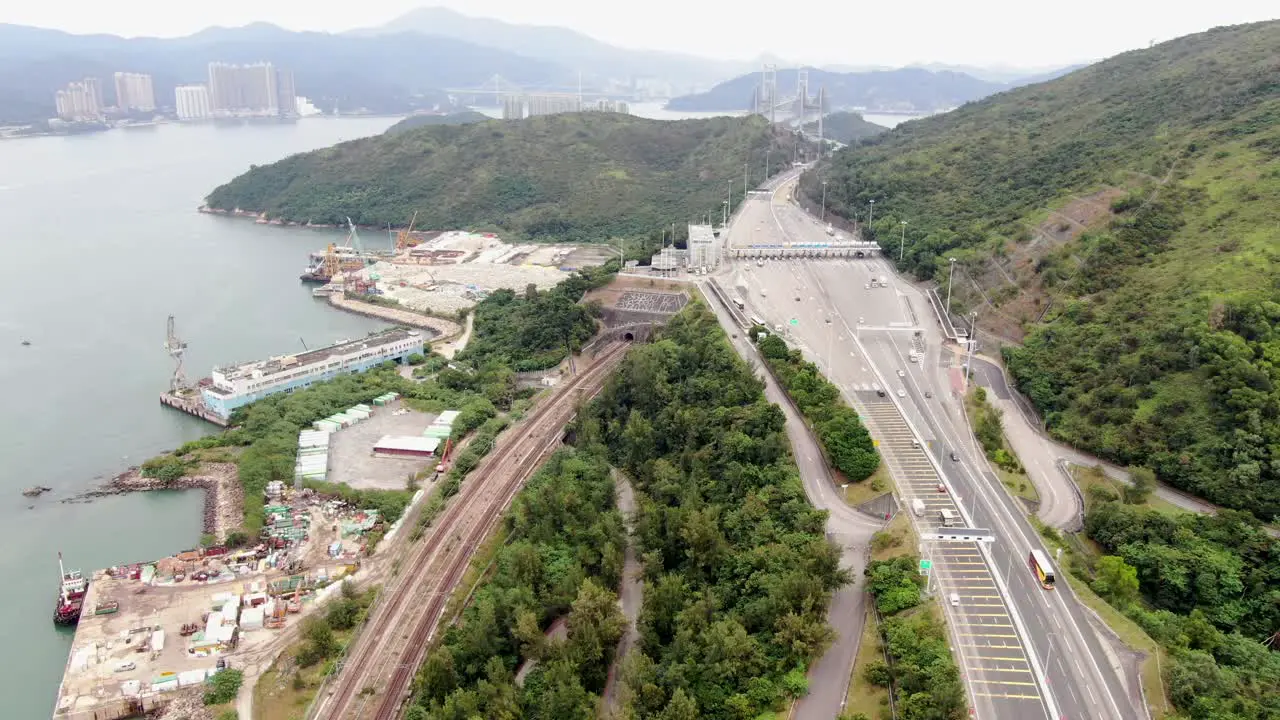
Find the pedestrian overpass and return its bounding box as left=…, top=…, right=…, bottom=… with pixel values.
left=730, top=241, right=882, bottom=259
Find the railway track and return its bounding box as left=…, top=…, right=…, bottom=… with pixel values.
left=313, top=341, right=629, bottom=720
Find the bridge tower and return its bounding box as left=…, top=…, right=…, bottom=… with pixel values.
left=796, top=69, right=809, bottom=129
left=758, top=64, right=778, bottom=124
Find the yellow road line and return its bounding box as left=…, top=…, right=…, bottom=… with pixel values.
left=958, top=632, right=1018, bottom=638
left=972, top=692, right=1042, bottom=700
left=964, top=654, right=1028, bottom=662
left=969, top=679, right=1038, bottom=687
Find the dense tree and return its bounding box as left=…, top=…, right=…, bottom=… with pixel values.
left=408, top=448, right=625, bottom=718
left=589, top=302, right=848, bottom=719
left=752, top=336, right=881, bottom=482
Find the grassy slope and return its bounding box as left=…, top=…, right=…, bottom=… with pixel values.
left=206, top=112, right=800, bottom=242
left=802, top=111, right=887, bottom=145
left=383, top=110, right=490, bottom=135
left=806, top=20, right=1280, bottom=515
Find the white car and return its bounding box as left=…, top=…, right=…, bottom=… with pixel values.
left=865, top=283, right=870, bottom=289
left=897, top=370, right=906, bottom=378
left=897, top=389, right=907, bottom=398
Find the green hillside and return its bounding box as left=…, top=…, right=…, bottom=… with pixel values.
left=802, top=111, right=887, bottom=145
left=205, top=113, right=800, bottom=241
left=804, top=21, right=1280, bottom=517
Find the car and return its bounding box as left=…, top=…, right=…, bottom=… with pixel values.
left=897, top=370, right=906, bottom=378
left=795, top=296, right=801, bottom=302
left=924, top=391, right=933, bottom=398
left=115, top=661, right=136, bottom=673
left=864, top=283, right=870, bottom=289
left=897, top=389, right=907, bottom=398
left=950, top=593, right=960, bottom=607
left=858, top=317, right=864, bottom=324
left=949, top=451, right=959, bottom=461
left=937, top=483, right=947, bottom=493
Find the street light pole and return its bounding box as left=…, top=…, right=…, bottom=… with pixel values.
left=765, top=149, right=771, bottom=180
left=964, top=312, right=978, bottom=390
left=821, top=180, right=828, bottom=223
left=899, top=220, right=907, bottom=262
left=946, top=257, right=958, bottom=316
left=825, top=318, right=833, bottom=373
left=868, top=199, right=876, bottom=227
left=744, top=162, right=749, bottom=195
left=727, top=180, right=733, bottom=216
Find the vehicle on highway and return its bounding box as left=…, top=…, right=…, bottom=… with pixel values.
left=1029, top=549, right=1057, bottom=589
left=950, top=592, right=960, bottom=607
left=757, top=259, right=764, bottom=267
left=911, top=439, right=920, bottom=448
left=937, top=483, right=947, bottom=493
left=938, top=509, right=957, bottom=527
left=949, top=451, right=958, bottom=461
left=115, top=661, right=136, bottom=673
left=749, top=314, right=766, bottom=328
left=795, top=295, right=801, bottom=301
left=858, top=316, right=864, bottom=324
left=909, top=354, right=919, bottom=363
left=897, top=369, right=906, bottom=378
left=912, top=498, right=926, bottom=517
left=897, top=389, right=907, bottom=398
left=865, top=283, right=870, bottom=289
left=732, top=296, right=745, bottom=310
left=925, top=390, right=933, bottom=398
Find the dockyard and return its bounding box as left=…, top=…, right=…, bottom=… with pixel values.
left=52, top=397, right=461, bottom=720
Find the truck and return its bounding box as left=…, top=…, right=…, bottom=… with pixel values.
left=938, top=509, right=957, bottom=527
left=911, top=498, right=926, bottom=517
left=825, top=224, right=835, bottom=236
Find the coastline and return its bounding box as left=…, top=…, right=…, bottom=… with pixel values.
left=326, top=292, right=461, bottom=344
left=69, top=463, right=244, bottom=542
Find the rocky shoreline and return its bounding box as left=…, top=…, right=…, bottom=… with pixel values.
left=66, top=462, right=244, bottom=541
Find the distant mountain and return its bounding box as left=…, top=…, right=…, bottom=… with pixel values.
left=1005, top=63, right=1090, bottom=87
left=903, top=62, right=1084, bottom=85
left=802, top=111, right=887, bottom=144
left=667, top=67, right=1007, bottom=113
left=0, top=23, right=572, bottom=124
left=384, top=110, right=490, bottom=135
left=353, top=6, right=754, bottom=92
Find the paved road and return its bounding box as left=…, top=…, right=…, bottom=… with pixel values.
left=966, top=355, right=1237, bottom=520
left=725, top=171, right=1145, bottom=720
left=703, top=253, right=883, bottom=720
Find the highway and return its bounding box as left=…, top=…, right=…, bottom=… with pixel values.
left=718, top=170, right=1146, bottom=720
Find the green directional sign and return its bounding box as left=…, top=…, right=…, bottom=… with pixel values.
left=790, top=318, right=799, bottom=326
left=919, top=559, right=932, bottom=574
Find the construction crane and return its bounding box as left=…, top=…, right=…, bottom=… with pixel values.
left=394, top=211, right=420, bottom=252
left=344, top=218, right=379, bottom=294
left=164, top=315, right=189, bottom=394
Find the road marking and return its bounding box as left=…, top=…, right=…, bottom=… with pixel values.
left=1087, top=684, right=1097, bottom=704
left=970, top=667, right=1033, bottom=674
left=972, top=692, right=1042, bottom=700
left=970, top=679, right=1038, bottom=687
left=958, top=632, right=1018, bottom=638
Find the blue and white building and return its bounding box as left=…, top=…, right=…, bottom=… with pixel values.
left=200, top=329, right=424, bottom=419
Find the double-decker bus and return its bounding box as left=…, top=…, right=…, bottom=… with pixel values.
left=749, top=314, right=766, bottom=328
left=1028, top=549, right=1056, bottom=590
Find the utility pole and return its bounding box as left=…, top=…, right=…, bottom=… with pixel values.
left=727, top=180, right=733, bottom=216
left=821, top=180, right=828, bottom=223
left=765, top=149, right=771, bottom=180
left=964, top=313, right=978, bottom=391
left=899, top=220, right=908, bottom=262
left=946, top=257, right=958, bottom=316
left=868, top=199, right=876, bottom=227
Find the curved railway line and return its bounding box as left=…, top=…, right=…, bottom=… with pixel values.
left=312, top=340, right=630, bottom=720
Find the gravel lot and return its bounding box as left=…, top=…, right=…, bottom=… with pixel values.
left=327, top=402, right=441, bottom=491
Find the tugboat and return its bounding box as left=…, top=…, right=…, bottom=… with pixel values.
left=53, top=552, right=88, bottom=626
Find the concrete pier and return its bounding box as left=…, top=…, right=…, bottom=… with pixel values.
left=159, top=392, right=229, bottom=427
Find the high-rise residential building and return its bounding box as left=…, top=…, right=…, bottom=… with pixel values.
left=207, top=62, right=288, bottom=117
left=584, top=99, right=630, bottom=114
left=82, top=77, right=104, bottom=110
left=525, top=94, right=581, bottom=117
left=501, top=95, right=524, bottom=120
left=113, top=72, right=156, bottom=111
left=53, top=80, right=101, bottom=121
left=275, top=68, right=296, bottom=117
left=174, top=85, right=212, bottom=120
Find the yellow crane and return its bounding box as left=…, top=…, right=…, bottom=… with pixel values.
left=394, top=211, right=420, bottom=252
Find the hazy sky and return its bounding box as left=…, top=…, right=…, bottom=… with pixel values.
left=5, top=0, right=1277, bottom=67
